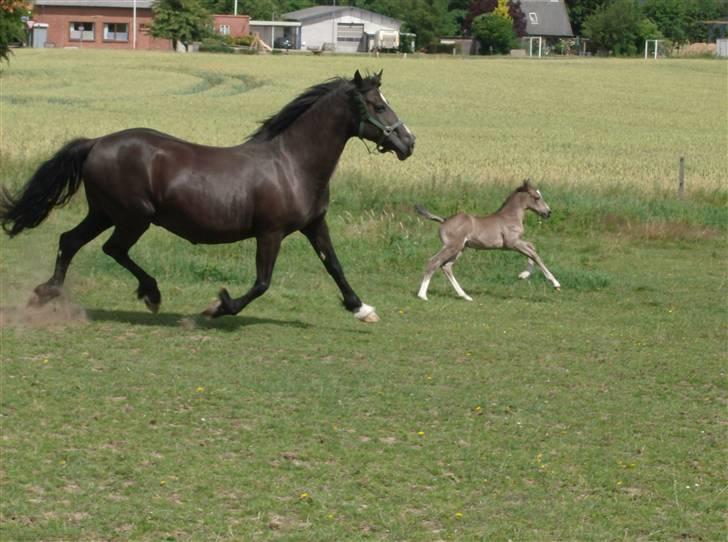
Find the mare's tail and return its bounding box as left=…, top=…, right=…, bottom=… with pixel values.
left=0, top=138, right=97, bottom=237
left=415, top=204, right=445, bottom=223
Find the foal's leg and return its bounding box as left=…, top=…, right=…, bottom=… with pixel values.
left=30, top=210, right=112, bottom=306
left=512, top=240, right=560, bottom=289
left=442, top=258, right=472, bottom=301
left=301, top=217, right=378, bottom=322
left=102, top=223, right=163, bottom=312
left=518, top=258, right=535, bottom=280
left=203, top=232, right=283, bottom=318
left=417, top=245, right=461, bottom=300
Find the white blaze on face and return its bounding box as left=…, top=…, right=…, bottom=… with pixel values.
left=377, top=89, right=390, bottom=105
left=379, top=90, right=413, bottom=141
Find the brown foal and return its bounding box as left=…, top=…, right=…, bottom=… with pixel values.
left=416, top=179, right=560, bottom=301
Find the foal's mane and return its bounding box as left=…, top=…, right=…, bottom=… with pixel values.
left=248, top=74, right=380, bottom=142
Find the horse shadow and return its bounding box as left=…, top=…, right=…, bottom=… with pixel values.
left=86, top=308, right=373, bottom=335
left=86, top=309, right=313, bottom=331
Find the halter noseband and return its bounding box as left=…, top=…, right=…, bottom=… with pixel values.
left=354, top=93, right=404, bottom=152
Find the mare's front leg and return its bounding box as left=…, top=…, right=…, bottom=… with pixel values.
left=512, top=239, right=561, bottom=290
left=203, top=232, right=283, bottom=318
left=301, top=216, right=379, bottom=323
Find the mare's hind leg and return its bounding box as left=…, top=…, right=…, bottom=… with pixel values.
left=102, top=223, right=162, bottom=312
left=417, top=245, right=461, bottom=301
left=203, top=232, right=283, bottom=318
left=30, top=210, right=112, bottom=306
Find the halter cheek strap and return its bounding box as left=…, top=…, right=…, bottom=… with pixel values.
left=354, top=93, right=404, bottom=151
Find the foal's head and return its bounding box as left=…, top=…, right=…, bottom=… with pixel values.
left=351, top=70, right=415, bottom=161
left=517, top=179, right=551, bottom=218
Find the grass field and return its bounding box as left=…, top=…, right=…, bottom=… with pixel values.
left=1, top=50, right=726, bottom=540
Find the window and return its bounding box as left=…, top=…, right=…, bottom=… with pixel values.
left=528, top=12, right=539, bottom=25
left=69, top=22, right=94, bottom=41
left=337, top=23, right=364, bottom=42
left=104, top=22, right=128, bottom=41
left=219, top=24, right=231, bottom=35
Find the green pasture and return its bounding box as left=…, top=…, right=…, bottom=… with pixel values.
left=0, top=50, right=726, bottom=540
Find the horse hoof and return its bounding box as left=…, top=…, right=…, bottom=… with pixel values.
left=143, top=296, right=160, bottom=314
left=518, top=271, right=530, bottom=280
left=361, top=311, right=380, bottom=323
left=354, top=303, right=379, bottom=323
left=463, top=295, right=473, bottom=302
left=417, top=294, right=428, bottom=301
left=28, top=285, right=62, bottom=307
left=202, top=299, right=222, bottom=318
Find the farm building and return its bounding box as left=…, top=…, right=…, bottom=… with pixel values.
left=520, top=0, right=573, bottom=39
left=29, top=0, right=250, bottom=50
left=282, top=5, right=402, bottom=53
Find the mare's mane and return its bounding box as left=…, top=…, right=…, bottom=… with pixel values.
left=248, top=74, right=380, bottom=143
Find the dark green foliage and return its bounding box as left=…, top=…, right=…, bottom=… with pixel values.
left=150, top=0, right=212, bottom=51
left=464, top=0, right=527, bottom=37
left=472, top=12, right=516, bottom=54
left=0, top=1, right=29, bottom=64
left=582, top=0, right=661, bottom=56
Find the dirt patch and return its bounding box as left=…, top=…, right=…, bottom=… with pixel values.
left=0, top=298, right=88, bottom=329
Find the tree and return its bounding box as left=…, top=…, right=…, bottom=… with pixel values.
left=149, top=0, right=212, bottom=51
left=464, top=0, right=526, bottom=37
left=472, top=12, right=515, bottom=54
left=582, top=0, right=661, bottom=56
left=684, top=0, right=728, bottom=42
left=641, top=0, right=688, bottom=45
left=564, top=0, right=607, bottom=36
left=1, top=0, right=29, bottom=63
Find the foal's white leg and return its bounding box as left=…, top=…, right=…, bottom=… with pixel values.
left=418, top=245, right=460, bottom=301
left=442, top=262, right=472, bottom=301
left=518, top=258, right=535, bottom=280
left=513, top=240, right=560, bottom=289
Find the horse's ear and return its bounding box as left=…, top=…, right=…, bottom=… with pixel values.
left=375, top=69, right=383, bottom=85
left=523, top=178, right=533, bottom=188
left=354, top=70, right=363, bottom=88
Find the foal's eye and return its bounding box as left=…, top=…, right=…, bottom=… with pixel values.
left=374, top=105, right=387, bottom=113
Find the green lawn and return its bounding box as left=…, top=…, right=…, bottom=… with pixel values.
left=0, top=50, right=726, bottom=540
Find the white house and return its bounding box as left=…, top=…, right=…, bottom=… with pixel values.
left=283, top=5, right=402, bottom=52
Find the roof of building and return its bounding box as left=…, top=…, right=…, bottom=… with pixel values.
left=34, top=0, right=155, bottom=8
left=520, top=0, right=573, bottom=37
left=283, top=5, right=401, bottom=27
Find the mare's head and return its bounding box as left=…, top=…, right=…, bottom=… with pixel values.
left=517, top=179, right=551, bottom=218
left=352, top=70, right=415, bottom=161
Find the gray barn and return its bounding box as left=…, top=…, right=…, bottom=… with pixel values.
left=283, top=5, right=402, bottom=52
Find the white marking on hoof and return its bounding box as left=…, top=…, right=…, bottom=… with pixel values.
left=463, top=295, right=473, bottom=302
left=202, top=299, right=221, bottom=318
left=355, top=303, right=379, bottom=323
left=553, top=281, right=561, bottom=290
left=518, top=271, right=531, bottom=280
left=417, top=293, right=428, bottom=301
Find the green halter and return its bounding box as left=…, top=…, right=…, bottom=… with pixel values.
left=354, top=93, right=404, bottom=151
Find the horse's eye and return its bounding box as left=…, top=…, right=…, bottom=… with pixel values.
left=374, top=105, right=386, bottom=114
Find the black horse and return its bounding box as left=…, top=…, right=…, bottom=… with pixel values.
left=0, top=70, right=415, bottom=322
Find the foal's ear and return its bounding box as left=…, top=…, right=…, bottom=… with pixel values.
left=523, top=178, right=533, bottom=189
left=354, top=70, right=364, bottom=88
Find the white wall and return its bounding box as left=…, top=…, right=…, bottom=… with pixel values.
left=300, top=13, right=400, bottom=51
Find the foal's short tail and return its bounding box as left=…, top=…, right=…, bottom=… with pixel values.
left=0, top=137, right=97, bottom=237
left=415, top=204, right=445, bottom=223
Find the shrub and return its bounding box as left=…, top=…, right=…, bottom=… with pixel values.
left=472, top=13, right=516, bottom=55
left=198, top=37, right=232, bottom=53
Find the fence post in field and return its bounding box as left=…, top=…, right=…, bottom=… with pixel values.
left=678, top=156, right=685, bottom=199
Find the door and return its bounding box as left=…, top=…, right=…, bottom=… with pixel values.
left=32, top=26, right=48, bottom=48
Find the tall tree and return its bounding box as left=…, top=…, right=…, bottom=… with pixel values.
left=564, top=0, right=607, bottom=36
left=1, top=0, right=29, bottom=63
left=582, top=0, right=661, bottom=55
left=149, top=0, right=212, bottom=51
left=641, top=0, right=688, bottom=44
left=464, top=0, right=526, bottom=37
